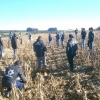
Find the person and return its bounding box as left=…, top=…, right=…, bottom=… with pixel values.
left=11, top=33, right=18, bottom=59
left=2, top=61, right=26, bottom=97
left=66, top=34, right=78, bottom=72
left=9, top=31, right=13, bottom=41
left=33, top=36, right=47, bottom=76
left=19, top=32, right=22, bottom=44
left=81, top=28, right=86, bottom=49
left=61, top=32, right=65, bottom=48
left=0, top=35, right=3, bottom=59
left=88, top=27, right=94, bottom=51
left=29, top=33, right=32, bottom=42
left=48, top=34, right=52, bottom=48
left=56, top=33, right=60, bottom=47
left=75, top=28, right=78, bottom=37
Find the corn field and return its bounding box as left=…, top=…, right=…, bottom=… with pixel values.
left=0, top=32, right=100, bottom=100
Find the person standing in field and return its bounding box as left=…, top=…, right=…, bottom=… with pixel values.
left=48, top=34, right=52, bottom=48
left=29, top=33, right=32, bottom=42
left=11, top=33, right=18, bottom=60
left=56, top=32, right=60, bottom=47
left=19, top=32, right=22, bottom=44
left=75, top=28, right=78, bottom=37
left=9, top=31, right=13, bottom=41
left=81, top=28, right=86, bottom=49
left=61, top=31, right=65, bottom=48
left=0, top=35, right=3, bottom=59
left=33, top=36, right=47, bottom=76
left=66, top=34, right=78, bottom=72
left=88, top=27, right=94, bottom=51
left=2, top=61, right=26, bottom=97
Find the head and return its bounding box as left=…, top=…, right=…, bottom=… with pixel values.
left=13, top=33, right=16, bottom=37
left=37, top=36, right=42, bottom=41
left=49, top=34, right=51, bottom=36
left=69, top=34, right=73, bottom=39
left=14, top=61, right=22, bottom=67
left=89, top=27, right=93, bottom=32
left=82, top=28, right=85, bottom=32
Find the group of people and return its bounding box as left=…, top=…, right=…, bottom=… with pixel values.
left=48, top=31, right=65, bottom=48
left=1, top=27, right=95, bottom=97
left=75, top=27, right=94, bottom=50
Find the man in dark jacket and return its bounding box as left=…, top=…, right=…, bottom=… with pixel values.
left=33, top=36, right=47, bottom=76
left=88, top=27, right=94, bottom=51
left=66, top=34, right=78, bottom=72
left=29, top=33, right=32, bottom=42
left=61, top=32, right=65, bottom=48
left=2, top=61, right=26, bottom=97
left=81, top=28, right=86, bottom=49
left=11, top=33, right=18, bottom=59
left=48, top=34, right=52, bottom=48
left=0, top=35, right=3, bottom=59
left=56, top=33, right=60, bottom=47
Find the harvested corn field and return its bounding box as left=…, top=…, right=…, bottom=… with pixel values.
left=0, top=32, right=100, bottom=100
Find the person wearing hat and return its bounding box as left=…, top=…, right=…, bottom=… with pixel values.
left=81, top=28, right=87, bottom=49
left=66, top=34, right=78, bottom=72
left=0, top=35, right=3, bottom=59
left=2, top=61, right=26, bottom=97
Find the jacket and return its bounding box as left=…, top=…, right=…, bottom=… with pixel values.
left=48, top=35, right=52, bottom=41
left=56, top=34, right=60, bottom=40
left=2, top=65, right=26, bottom=87
left=88, top=32, right=94, bottom=42
left=11, top=36, right=17, bottom=49
left=33, top=39, right=47, bottom=57
left=81, top=31, right=86, bottom=39
left=66, top=38, right=78, bottom=55
left=61, top=34, right=64, bottom=40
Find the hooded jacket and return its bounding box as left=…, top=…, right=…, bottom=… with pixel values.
left=33, top=39, right=47, bottom=57
left=2, top=65, right=26, bottom=87
left=11, top=36, right=17, bottom=49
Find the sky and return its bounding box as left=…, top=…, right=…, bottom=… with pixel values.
left=0, top=0, right=100, bottom=30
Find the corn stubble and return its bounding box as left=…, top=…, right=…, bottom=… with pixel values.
left=0, top=33, right=100, bottom=100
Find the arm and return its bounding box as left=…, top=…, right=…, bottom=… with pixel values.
left=42, top=42, right=47, bottom=52
left=18, top=69, right=26, bottom=83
